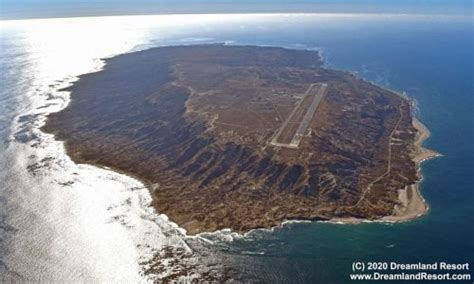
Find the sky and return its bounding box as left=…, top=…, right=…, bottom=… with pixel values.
left=0, top=0, right=473, bottom=20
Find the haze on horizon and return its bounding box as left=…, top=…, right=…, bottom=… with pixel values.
left=1, top=0, right=472, bottom=20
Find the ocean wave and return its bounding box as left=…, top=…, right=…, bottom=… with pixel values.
left=0, top=16, right=236, bottom=282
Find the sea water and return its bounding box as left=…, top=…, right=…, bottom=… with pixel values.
left=1, top=14, right=472, bottom=282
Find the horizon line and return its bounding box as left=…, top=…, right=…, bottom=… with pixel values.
left=2, top=11, right=472, bottom=23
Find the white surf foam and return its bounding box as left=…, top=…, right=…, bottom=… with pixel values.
left=0, top=15, right=228, bottom=282
left=1, top=13, right=408, bottom=281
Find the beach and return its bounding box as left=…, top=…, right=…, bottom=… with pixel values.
left=2, top=14, right=471, bottom=283
left=382, top=117, right=440, bottom=222
left=41, top=45, right=425, bottom=234
left=329, top=113, right=440, bottom=225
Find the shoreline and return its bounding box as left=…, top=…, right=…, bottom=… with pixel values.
left=42, top=44, right=440, bottom=236
left=328, top=115, right=440, bottom=225
left=185, top=105, right=442, bottom=235
left=381, top=116, right=440, bottom=222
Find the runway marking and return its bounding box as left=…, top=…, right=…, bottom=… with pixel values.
left=270, top=83, right=328, bottom=148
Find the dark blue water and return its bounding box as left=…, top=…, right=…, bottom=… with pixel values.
left=1, top=14, right=472, bottom=282
left=165, top=15, right=474, bottom=282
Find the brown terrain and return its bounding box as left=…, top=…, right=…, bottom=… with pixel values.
left=42, top=45, right=430, bottom=234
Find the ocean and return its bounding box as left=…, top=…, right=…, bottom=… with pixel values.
left=1, top=14, right=473, bottom=282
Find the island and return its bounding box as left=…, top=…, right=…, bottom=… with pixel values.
left=42, top=45, right=437, bottom=234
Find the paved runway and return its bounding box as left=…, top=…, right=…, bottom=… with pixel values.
left=270, top=83, right=328, bottom=148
